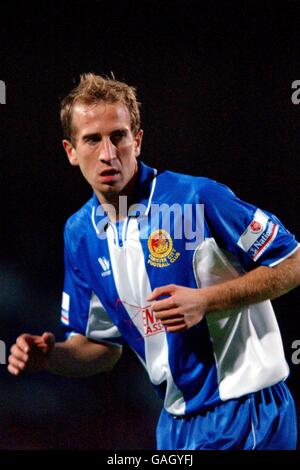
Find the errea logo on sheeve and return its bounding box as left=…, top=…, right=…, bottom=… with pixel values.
left=0, top=80, right=6, bottom=104
left=98, top=256, right=111, bottom=277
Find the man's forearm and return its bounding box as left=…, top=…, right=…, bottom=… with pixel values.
left=204, top=248, right=300, bottom=313
left=46, top=336, right=122, bottom=377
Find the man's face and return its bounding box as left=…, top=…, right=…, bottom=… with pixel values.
left=63, top=101, right=143, bottom=202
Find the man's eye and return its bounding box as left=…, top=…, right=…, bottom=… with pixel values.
left=111, top=131, right=125, bottom=145
left=85, top=136, right=101, bottom=144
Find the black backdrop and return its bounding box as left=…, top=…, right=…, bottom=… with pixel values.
left=0, top=0, right=300, bottom=450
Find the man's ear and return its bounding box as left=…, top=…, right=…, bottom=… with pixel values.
left=134, top=129, right=143, bottom=158
left=62, top=139, right=79, bottom=166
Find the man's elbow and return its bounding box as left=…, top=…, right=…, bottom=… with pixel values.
left=104, top=345, right=123, bottom=372
left=281, top=247, right=300, bottom=289
left=290, top=247, right=300, bottom=285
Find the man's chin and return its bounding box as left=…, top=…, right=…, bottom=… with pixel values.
left=93, top=183, right=123, bottom=199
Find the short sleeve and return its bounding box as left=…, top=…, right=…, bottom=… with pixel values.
left=61, top=225, right=123, bottom=347
left=201, top=179, right=299, bottom=271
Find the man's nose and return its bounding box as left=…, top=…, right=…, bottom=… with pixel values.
left=98, top=137, right=116, bottom=162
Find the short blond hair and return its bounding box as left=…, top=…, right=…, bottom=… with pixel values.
left=60, top=73, right=141, bottom=145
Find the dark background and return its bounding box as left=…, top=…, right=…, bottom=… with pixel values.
left=0, top=0, right=300, bottom=450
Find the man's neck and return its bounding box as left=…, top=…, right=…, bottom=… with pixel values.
left=96, top=175, right=138, bottom=223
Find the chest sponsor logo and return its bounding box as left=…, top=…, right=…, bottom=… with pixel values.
left=98, top=256, right=112, bottom=277
left=142, top=307, right=165, bottom=337
left=118, top=300, right=165, bottom=338
left=147, top=229, right=180, bottom=268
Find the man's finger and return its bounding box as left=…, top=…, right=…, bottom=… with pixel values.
left=166, top=324, right=187, bottom=333
left=10, top=345, right=28, bottom=362
left=33, top=332, right=55, bottom=354
left=152, top=297, right=176, bottom=312
left=8, top=355, right=26, bottom=371
left=7, top=364, right=20, bottom=376
left=146, top=284, right=175, bottom=301
left=41, top=332, right=55, bottom=348
left=159, top=316, right=184, bottom=326
left=16, top=334, right=36, bottom=353
left=155, top=309, right=182, bottom=320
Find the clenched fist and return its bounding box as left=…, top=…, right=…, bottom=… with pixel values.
left=8, top=332, right=55, bottom=375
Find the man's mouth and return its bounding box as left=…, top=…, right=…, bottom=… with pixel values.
left=100, top=168, right=119, bottom=177
left=99, top=168, right=120, bottom=183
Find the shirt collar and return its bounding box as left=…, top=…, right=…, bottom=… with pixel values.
left=91, top=161, right=157, bottom=235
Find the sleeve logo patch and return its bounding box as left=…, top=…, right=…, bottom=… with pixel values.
left=238, top=209, right=279, bottom=261
left=250, top=220, right=263, bottom=233
left=61, top=292, right=70, bottom=325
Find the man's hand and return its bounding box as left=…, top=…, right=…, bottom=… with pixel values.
left=8, top=332, right=55, bottom=376
left=147, top=284, right=205, bottom=333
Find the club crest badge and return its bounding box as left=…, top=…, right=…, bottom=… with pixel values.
left=147, top=229, right=180, bottom=268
